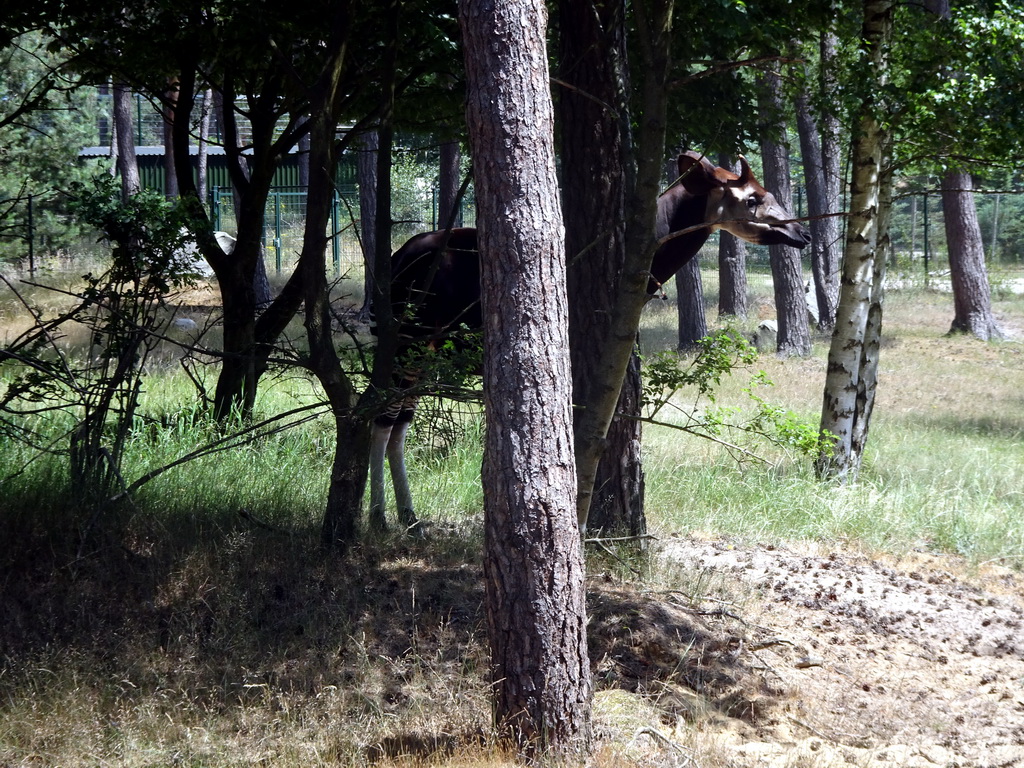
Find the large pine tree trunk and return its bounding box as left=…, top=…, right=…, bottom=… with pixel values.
left=818, top=0, right=894, bottom=481
left=942, top=170, right=1003, bottom=340
left=460, top=0, right=592, bottom=755
left=760, top=68, right=811, bottom=356
left=559, top=0, right=645, bottom=538
left=716, top=155, right=747, bottom=319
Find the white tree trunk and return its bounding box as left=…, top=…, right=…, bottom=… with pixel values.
left=818, top=0, right=894, bottom=481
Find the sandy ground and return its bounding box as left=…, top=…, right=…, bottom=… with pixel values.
left=603, top=536, right=1024, bottom=767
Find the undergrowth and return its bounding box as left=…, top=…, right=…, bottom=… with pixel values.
left=1, top=278, right=1022, bottom=766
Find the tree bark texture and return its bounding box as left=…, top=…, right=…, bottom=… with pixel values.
left=942, top=170, right=1003, bottom=340
left=305, top=22, right=364, bottom=548
left=572, top=0, right=673, bottom=531
left=559, top=0, right=645, bottom=537
left=818, top=0, right=894, bottom=481
left=716, top=155, right=747, bottom=319
left=760, top=68, right=811, bottom=357
left=112, top=83, right=140, bottom=200
left=438, top=140, right=463, bottom=228
left=675, top=257, right=708, bottom=350
left=162, top=77, right=179, bottom=199
left=460, top=0, right=592, bottom=756
left=795, top=58, right=841, bottom=331
left=356, top=129, right=378, bottom=318
left=849, top=144, right=892, bottom=464
left=197, top=88, right=213, bottom=203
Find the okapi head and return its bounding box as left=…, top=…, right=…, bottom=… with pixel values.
left=651, top=150, right=811, bottom=289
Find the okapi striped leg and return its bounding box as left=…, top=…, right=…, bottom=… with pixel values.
left=368, top=421, right=393, bottom=532
left=386, top=418, right=423, bottom=536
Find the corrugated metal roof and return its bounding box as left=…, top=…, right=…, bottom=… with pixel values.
left=79, top=145, right=247, bottom=158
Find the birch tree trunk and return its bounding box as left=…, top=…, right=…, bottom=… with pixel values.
left=460, top=0, right=592, bottom=756
left=817, top=0, right=894, bottom=481
left=197, top=88, right=213, bottom=204
left=849, top=137, right=892, bottom=464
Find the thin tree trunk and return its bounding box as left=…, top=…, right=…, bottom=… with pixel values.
left=356, top=129, right=380, bottom=319
left=942, top=170, right=1003, bottom=340
left=298, top=119, right=311, bottom=189
left=817, top=0, right=894, bottom=481
left=795, top=68, right=840, bottom=331
left=112, top=83, right=140, bottom=200
left=849, top=136, right=892, bottom=463
left=675, top=257, right=708, bottom=350
left=223, top=102, right=272, bottom=310
left=460, top=0, right=592, bottom=755
left=197, top=88, right=212, bottom=204
left=717, top=154, right=747, bottom=319
left=573, top=0, right=673, bottom=531
left=437, top=139, right=462, bottom=228
left=163, top=77, right=179, bottom=199
left=356, top=129, right=379, bottom=319
left=760, top=67, right=811, bottom=356
left=560, top=0, right=645, bottom=538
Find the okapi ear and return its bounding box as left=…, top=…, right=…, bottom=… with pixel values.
left=727, top=155, right=754, bottom=188
left=677, top=151, right=718, bottom=195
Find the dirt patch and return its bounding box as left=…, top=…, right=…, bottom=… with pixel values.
left=650, top=536, right=1024, bottom=767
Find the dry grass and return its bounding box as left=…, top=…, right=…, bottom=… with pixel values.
left=2, top=268, right=1023, bottom=766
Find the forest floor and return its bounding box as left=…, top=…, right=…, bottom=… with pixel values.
left=590, top=535, right=1024, bottom=768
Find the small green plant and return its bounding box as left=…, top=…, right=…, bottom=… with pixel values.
left=641, top=328, right=831, bottom=463
left=1, top=175, right=202, bottom=511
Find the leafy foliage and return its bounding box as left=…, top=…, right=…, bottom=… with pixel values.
left=1, top=175, right=201, bottom=506
left=641, top=328, right=831, bottom=462
left=891, top=0, right=1024, bottom=171
left=0, top=31, right=100, bottom=259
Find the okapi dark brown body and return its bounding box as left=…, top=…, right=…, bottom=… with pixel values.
left=369, top=151, right=810, bottom=530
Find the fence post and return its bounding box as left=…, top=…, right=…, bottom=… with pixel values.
left=273, top=189, right=282, bottom=274
left=923, top=192, right=930, bottom=286
left=331, top=189, right=340, bottom=275
left=211, top=187, right=219, bottom=231
left=27, top=194, right=35, bottom=276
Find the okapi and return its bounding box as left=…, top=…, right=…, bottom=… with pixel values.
left=369, top=151, right=810, bottom=532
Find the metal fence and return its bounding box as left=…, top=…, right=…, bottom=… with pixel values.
left=207, top=184, right=478, bottom=278
left=4, top=184, right=1020, bottom=296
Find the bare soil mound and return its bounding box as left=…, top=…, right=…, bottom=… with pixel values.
left=636, top=536, right=1024, bottom=767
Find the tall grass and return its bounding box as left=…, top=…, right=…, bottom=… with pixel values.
left=641, top=286, right=1024, bottom=566
left=2, top=270, right=1022, bottom=767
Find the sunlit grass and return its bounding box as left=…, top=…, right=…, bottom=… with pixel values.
left=2, top=264, right=1024, bottom=767
left=640, top=285, right=1024, bottom=566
